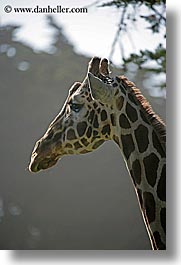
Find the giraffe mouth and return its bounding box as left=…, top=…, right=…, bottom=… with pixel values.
left=29, top=154, right=60, bottom=173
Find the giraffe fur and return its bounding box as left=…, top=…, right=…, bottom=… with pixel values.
left=29, top=57, right=166, bottom=250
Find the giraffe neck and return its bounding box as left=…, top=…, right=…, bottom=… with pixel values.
left=111, top=77, right=166, bottom=250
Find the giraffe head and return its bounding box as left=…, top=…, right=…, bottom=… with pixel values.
left=29, top=57, right=119, bottom=172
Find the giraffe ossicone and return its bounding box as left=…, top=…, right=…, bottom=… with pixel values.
left=88, top=72, right=113, bottom=103
left=29, top=57, right=166, bottom=250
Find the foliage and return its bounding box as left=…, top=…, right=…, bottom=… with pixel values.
left=123, top=43, right=166, bottom=72
left=97, top=0, right=166, bottom=89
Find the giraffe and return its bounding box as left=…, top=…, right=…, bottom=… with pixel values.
left=29, top=57, right=166, bottom=250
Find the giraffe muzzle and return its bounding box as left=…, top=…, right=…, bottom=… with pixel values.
left=29, top=154, right=59, bottom=173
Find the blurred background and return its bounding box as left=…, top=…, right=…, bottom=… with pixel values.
left=0, top=0, right=165, bottom=249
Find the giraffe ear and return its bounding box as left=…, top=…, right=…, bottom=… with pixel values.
left=87, top=72, right=113, bottom=104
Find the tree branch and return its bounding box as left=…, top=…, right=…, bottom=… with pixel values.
left=108, top=4, right=127, bottom=62
left=151, top=6, right=166, bottom=23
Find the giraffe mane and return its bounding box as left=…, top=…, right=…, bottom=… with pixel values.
left=118, top=75, right=166, bottom=153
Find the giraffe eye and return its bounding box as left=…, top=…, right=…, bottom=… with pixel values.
left=69, top=102, right=83, bottom=113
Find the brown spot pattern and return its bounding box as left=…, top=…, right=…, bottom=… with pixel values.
left=65, top=143, right=73, bottom=148
left=85, top=111, right=89, bottom=117
left=113, top=135, right=119, bottom=145
left=153, top=231, right=166, bottom=250
left=121, top=134, right=135, bottom=160
left=74, top=141, right=82, bottom=149
left=101, top=124, right=111, bottom=135
left=93, top=115, right=99, bottom=128
left=93, top=102, right=98, bottom=108
left=126, top=102, right=138, bottom=122
left=131, top=159, right=141, bottom=185
left=137, top=188, right=143, bottom=208
left=101, top=110, right=107, bottom=121
left=152, top=131, right=165, bottom=158
left=116, top=76, right=120, bottom=83
left=115, top=89, right=119, bottom=96
left=128, top=93, right=136, bottom=105
left=130, top=169, right=136, bottom=185
left=134, top=124, right=149, bottom=153
left=116, top=96, right=124, bottom=111
left=110, top=113, right=116, bottom=126
left=93, top=130, right=99, bottom=138
left=160, top=207, right=166, bottom=234
left=143, top=191, right=155, bottom=223
left=77, top=121, right=87, bottom=137
left=86, top=126, right=92, bottom=138
left=81, top=138, right=89, bottom=147
left=119, top=85, right=126, bottom=95
left=143, top=153, right=159, bottom=187
left=140, top=111, right=150, bottom=125
left=157, top=164, right=166, bottom=201
left=119, top=114, right=131, bottom=129
left=67, top=129, right=76, bottom=140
